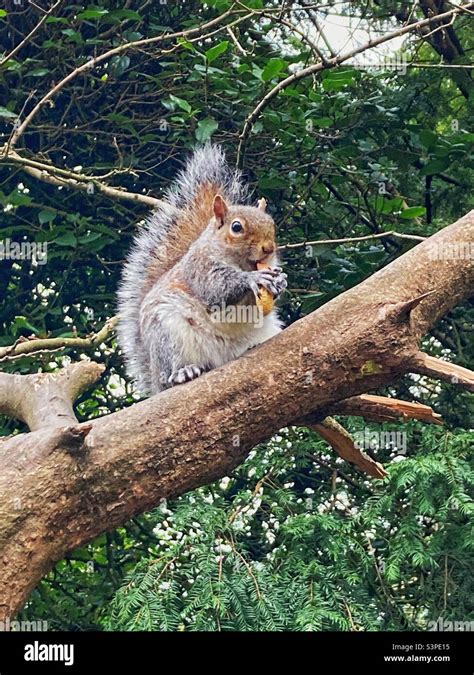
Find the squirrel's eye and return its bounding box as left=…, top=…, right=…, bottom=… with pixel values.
left=231, top=220, right=244, bottom=234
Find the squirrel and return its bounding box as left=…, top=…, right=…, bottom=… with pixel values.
left=117, top=143, right=287, bottom=395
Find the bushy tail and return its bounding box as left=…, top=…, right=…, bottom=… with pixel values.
left=117, top=143, right=247, bottom=393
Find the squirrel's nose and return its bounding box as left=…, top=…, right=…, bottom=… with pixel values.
left=262, top=242, right=275, bottom=255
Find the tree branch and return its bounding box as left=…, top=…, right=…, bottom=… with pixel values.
left=1, top=149, right=162, bottom=208
left=327, top=394, right=444, bottom=425
left=279, top=230, right=426, bottom=251
left=0, top=315, right=119, bottom=361
left=410, top=352, right=474, bottom=390
left=0, top=360, right=104, bottom=431
left=0, top=210, right=472, bottom=619
left=309, top=417, right=388, bottom=479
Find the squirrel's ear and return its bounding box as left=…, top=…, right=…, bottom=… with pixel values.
left=257, top=197, right=267, bottom=212
left=213, top=194, right=228, bottom=227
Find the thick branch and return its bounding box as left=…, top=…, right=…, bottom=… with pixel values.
left=0, top=361, right=104, bottom=431
left=418, top=0, right=474, bottom=99
left=297, top=395, right=442, bottom=476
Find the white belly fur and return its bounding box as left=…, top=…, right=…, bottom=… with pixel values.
left=156, top=291, right=282, bottom=369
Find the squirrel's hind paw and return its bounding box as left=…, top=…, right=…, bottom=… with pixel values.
left=169, top=364, right=203, bottom=386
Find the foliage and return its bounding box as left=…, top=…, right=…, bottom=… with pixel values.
left=0, top=1, right=472, bottom=630
left=22, top=424, right=473, bottom=631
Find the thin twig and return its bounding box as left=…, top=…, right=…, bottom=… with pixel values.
left=0, top=316, right=119, bottom=362
left=226, top=26, right=248, bottom=55
left=278, top=230, right=426, bottom=250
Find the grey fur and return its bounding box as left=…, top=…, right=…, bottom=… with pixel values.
left=117, top=143, right=285, bottom=396
left=167, top=143, right=247, bottom=208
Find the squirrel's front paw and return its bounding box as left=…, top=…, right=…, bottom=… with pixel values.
left=169, top=364, right=203, bottom=386
left=249, top=268, right=287, bottom=299
left=269, top=267, right=288, bottom=297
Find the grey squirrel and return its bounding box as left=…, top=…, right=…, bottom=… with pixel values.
left=117, top=143, right=287, bottom=395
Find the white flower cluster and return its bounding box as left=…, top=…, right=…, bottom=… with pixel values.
left=262, top=514, right=280, bottom=545
left=230, top=486, right=264, bottom=534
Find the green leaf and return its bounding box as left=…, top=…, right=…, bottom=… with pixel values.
left=376, top=196, right=405, bottom=214
left=205, top=41, right=229, bottom=64
left=38, top=209, right=56, bottom=225
left=322, top=69, right=356, bottom=91
left=107, top=9, right=141, bottom=21
left=110, top=55, right=130, bottom=78
left=61, top=28, right=83, bottom=43
left=54, top=233, right=77, bottom=247
left=177, top=37, right=195, bottom=51
left=76, top=8, right=109, bottom=20
left=261, top=58, right=286, bottom=82
left=169, top=94, right=192, bottom=114
left=45, top=16, right=69, bottom=24
left=400, top=206, right=426, bottom=219
left=0, top=9, right=7, bottom=18
left=77, top=231, right=103, bottom=244
left=313, top=117, right=333, bottom=128
left=0, top=106, right=17, bottom=119
left=203, top=0, right=232, bottom=10
left=7, top=191, right=32, bottom=206
left=28, top=68, right=49, bottom=77
left=258, top=175, right=288, bottom=190
left=11, top=316, right=41, bottom=336
left=195, top=118, right=218, bottom=142
left=419, top=130, right=438, bottom=149
left=2, top=59, right=20, bottom=71
left=421, top=157, right=451, bottom=175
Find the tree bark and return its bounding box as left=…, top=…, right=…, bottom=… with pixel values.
left=0, top=211, right=473, bottom=619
